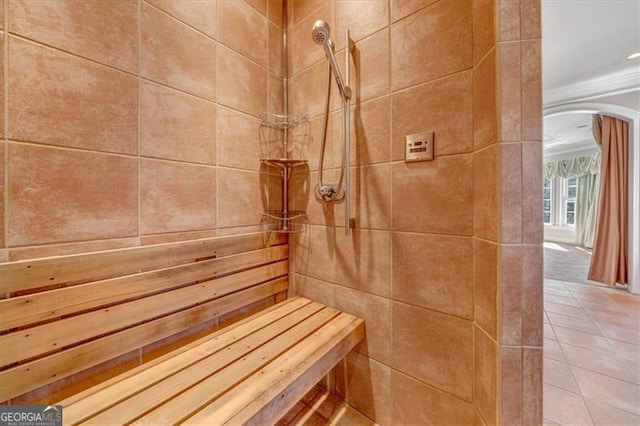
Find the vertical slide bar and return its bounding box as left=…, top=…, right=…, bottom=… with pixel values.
left=344, top=29, right=351, bottom=236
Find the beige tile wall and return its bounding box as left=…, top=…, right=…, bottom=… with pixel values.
left=0, top=0, right=283, bottom=261
left=0, top=0, right=542, bottom=422
left=288, top=0, right=542, bottom=424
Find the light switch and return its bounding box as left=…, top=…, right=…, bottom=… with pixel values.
left=405, top=131, right=434, bottom=162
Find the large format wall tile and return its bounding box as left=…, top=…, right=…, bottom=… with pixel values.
left=289, top=3, right=330, bottom=76
left=501, top=346, right=523, bottom=424
left=499, top=143, right=522, bottom=242
left=246, top=0, right=268, bottom=17
left=475, top=239, right=498, bottom=338
left=216, top=107, right=262, bottom=170
left=522, top=40, right=542, bottom=141
left=392, top=154, right=473, bottom=236
left=474, top=144, right=498, bottom=240
left=334, top=0, right=388, bottom=50
left=288, top=61, right=329, bottom=118
left=9, top=0, right=138, bottom=73
left=497, top=42, right=521, bottom=141
left=500, top=244, right=523, bottom=345
left=390, top=0, right=438, bottom=23
left=391, top=370, right=474, bottom=425
left=147, top=0, right=217, bottom=39
left=9, top=37, right=138, bottom=154
left=141, top=4, right=216, bottom=100
left=474, top=325, right=497, bottom=425
left=391, top=71, right=473, bottom=159
left=523, top=347, right=543, bottom=425
left=352, top=96, right=390, bottom=166
left=267, top=72, right=284, bottom=115
left=335, top=352, right=392, bottom=426
left=497, top=0, right=520, bottom=42
left=307, top=114, right=337, bottom=171
left=522, top=142, right=543, bottom=244
left=392, top=301, right=473, bottom=400
left=268, top=21, right=284, bottom=77
left=141, top=82, right=216, bottom=165
left=473, top=0, right=494, bottom=65
left=474, top=50, right=497, bottom=150
left=334, top=286, right=391, bottom=365
left=391, top=0, right=472, bottom=91
left=216, top=168, right=263, bottom=228
left=140, top=159, right=216, bottom=234
left=290, top=0, right=327, bottom=26
left=392, top=232, right=473, bottom=318
left=218, top=0, right=268, bottom=68
left=350, top=164, right=391, bottom=230
left=217, top=46, right=267, bottom=117
left=335, top=229, right=390, bottom=298
left=7, top=143, right=138, bottom=246
left=291, top=224, right=336, bottom=282
left=292, top=273, right=335, bottom=307
left=521, top=0, right=541, bottom=40
left=354, top=29, right=390, bottom=103
left=268, top=0, right=283, bottom=27
left=522, top=245, right=543, bottom=346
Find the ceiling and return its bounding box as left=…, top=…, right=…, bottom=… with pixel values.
left=542, top=0, right=640, bottom=159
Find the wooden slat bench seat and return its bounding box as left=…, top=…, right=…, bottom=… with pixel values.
left=0, top=233, right=365, bottom=424
left=58, top=297, right=364, bottom=425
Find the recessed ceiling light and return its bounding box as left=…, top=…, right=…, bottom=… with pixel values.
left=627, top=51, right=640, bottom=60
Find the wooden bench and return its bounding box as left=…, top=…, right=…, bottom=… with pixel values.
left=0, top=233, right=364, bottom=424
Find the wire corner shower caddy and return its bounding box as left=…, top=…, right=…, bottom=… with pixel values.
left=259, top=112, right=310, bottom=234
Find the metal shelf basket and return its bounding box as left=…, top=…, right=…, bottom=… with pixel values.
left=259, top=113, right=310, bottom=162
left=259, top=210, right=309, bottom=234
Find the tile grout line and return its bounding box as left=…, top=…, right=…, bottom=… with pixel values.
left=543, top=278, right=640, bottom=423
left=137, top=0, right=142, bottom=247
left=3, top=0, right=8, bottom=256
left=550, top=286, right=596, bottom=425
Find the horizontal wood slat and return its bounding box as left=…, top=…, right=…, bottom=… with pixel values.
left=0, top=278, right=289, bottom=402
left=0, top=233, right=286, bottom=295
left=57, top=297, right=312, bottom=408
left=61, top=299, right=320, bottom=423
left=83, top=306, right=339, bottom=425
left=0, top=245, right=288, bottom=331
left=185, top=314, right=363, bottom=425
left=56, top=298, right=364, bottom=426
left=0, top=261, right=288, bottom=367
left=1, top=231, right=365, bottom=425
left=227, top=316, right=364, bottom=426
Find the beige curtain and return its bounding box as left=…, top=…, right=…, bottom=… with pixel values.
left=588, top=115, right=629, bottom=285
left=575, top=173, right=599, bottom=248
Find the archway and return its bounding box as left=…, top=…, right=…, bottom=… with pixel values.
left=544, top=102, right=640, bottom=294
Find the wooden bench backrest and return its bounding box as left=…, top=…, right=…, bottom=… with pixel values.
left=0, top=233, right=288, bottom=402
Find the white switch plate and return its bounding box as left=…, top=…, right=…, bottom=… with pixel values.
left=405, top=131, right=434, bottom=162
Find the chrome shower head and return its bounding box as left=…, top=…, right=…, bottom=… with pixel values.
left=311, top=20, right=330, bottom=45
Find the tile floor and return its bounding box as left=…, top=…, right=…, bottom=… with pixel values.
left=543, top=278, right=640, bottom=425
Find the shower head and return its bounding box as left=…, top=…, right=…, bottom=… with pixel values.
left=311, top=19, right=350, bottom=101
left=311, top=20, right=331, bottom=45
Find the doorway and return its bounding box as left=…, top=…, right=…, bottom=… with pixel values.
left=543, top=104, right=640, bottom=294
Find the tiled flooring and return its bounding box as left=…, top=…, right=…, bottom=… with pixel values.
left=543, top=278, right=640, bottom=425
